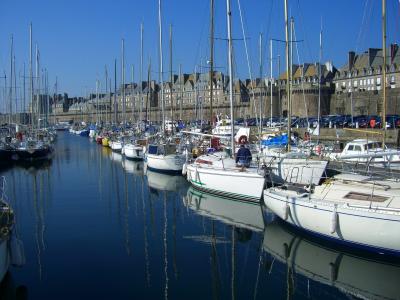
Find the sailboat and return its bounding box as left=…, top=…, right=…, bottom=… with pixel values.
left=122, top=24, right=146, bottom=161
left=264, top=0, right=400, bottom=257
left=186, top=0, right=267, bottom=202
left=145, top=0, right=186, bottom=174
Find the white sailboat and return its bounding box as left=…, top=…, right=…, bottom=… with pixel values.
left=146, top=0, right=186, bottom=174
left=264, top=173, right=400, bottom=255
left=186, top=0, right=266, bottom=202
left=146, top=142, right=185, bottom=174
left=264, top=0, right=400, bottom=257
left=123, top=141, right=145, bottom=160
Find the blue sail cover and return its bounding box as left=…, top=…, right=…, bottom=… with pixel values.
left=261, top=134, right=288, bottom=147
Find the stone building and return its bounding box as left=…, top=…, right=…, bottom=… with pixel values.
left=331, top=44, right=400, bottom=115
left=277, top=62, right=336, bottom=117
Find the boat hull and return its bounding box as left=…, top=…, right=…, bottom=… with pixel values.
left=102, top=138, right=109, bottom=147
left=124, top=144, right=144, bottom=160
left=146, top=153, right=185, bottom=174
left=186, top=164, right=265, bottom=203
left=110, top=141, right=122, bottom=153
left=13, top=146, right=52, bottom=161
left=263, top=189, right=400, bottom=256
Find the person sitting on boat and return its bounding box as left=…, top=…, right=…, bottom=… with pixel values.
left=236, top=144, right=252, bottom=168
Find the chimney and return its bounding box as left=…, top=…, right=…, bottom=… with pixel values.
left=348, top=51, right=355, bottom=70
left=390, top=43, right=398, bottom=64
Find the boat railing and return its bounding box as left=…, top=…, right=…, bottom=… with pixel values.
left=345, top=202, right=400, bottom=213
left=329, top=160, right=400, bottom=182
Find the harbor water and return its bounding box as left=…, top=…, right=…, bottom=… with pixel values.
left=0, top=132, right=399, bottom=299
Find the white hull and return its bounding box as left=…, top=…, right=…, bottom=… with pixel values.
left=263, top=221, right=400, bottom=300
left=146, top=153, right=185, bottom=173
left=186, top=161, right=265, bottom=202
left=89, top=130, right=96, bottom=138
left=264, top=179, right=400, bottom=254
left=110, top=141, right=123, bottom=152
left=123, top=144, right=144, bottom=160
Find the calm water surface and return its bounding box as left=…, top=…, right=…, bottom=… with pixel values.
left=0, top=132, right=399, bottom=300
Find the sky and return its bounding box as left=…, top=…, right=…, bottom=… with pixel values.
left=0, top=0, right=400, bottom=98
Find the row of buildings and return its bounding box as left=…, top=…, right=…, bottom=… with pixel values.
left=55, top=44, right=400, bottom=123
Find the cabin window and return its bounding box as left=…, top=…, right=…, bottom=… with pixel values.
left=353, top=145, right=362, bottom=151
left=347, top=145, right=354, bottom=151
left=344, top=192, right=388, bottom=202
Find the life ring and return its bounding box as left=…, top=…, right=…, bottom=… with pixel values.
left=316, top=145, right=322, bottom=155
left=238, top=135, right=248, bottom=144
left=369, top=119, right=376, bottom=128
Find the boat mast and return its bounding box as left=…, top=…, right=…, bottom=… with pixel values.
left=131, top=65, right=134, bottom=122
left=54, top=76, right=57, bottom=125
left=13, top=54, right=17, bottom=123
left=317, top=24, right=322, bottom=143
left=259, top=33, right=263, bottom=130
left=121, top=38, right=126, bottom=131
left=179, top=64, right=182, bottom=120
left=146, top=60, right=151, bottom=124
left=36, top=43, right=40, bottom=129
left=194, top=65, right=198, bottom=121
left=29, top=23, right=34, bottom=129
left=9, top=35, right=13, bottom=126
left=158, top=0, right=165, bottom=133
left=270, top=38, right=273, bottom=127
left=105, top=65, right=108, bottom=124
left=226, top=0, right=235, bottom=157
left=23, top=63, right=26, bottom=116
left=140, top=22, right=144, bottom=125
left=382, top=0, right=387, bottom=148
left=169, top=24, right=174, bottom=126
left=210, top=0, right=214, bottom=125
left=284, top=0, right=291, bottom=152
left=114, top=59, right=117, bottom=125
left=96, top=79, right=99, bottom=125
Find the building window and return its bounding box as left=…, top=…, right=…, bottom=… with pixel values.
left=377, top=77, right=381, bottom=85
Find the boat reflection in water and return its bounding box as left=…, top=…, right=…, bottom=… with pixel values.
left=263, top=220, right=400, bottom=300
left=183, top=187, right=266, bottom=300
left=109, top=151, right=123, bottom=164
left=146, top=169, right=187, bottom=193
left=184, top=187, right=265, bottom=232
left=0, top=201, right=26, bottom=299
left=121, top=159, right=144, bottom=176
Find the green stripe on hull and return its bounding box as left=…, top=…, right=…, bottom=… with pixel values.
left=190, top=180, right=260, bottom=203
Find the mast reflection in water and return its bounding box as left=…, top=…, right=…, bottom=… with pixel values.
left=0, top=132, right=398, bottom=299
